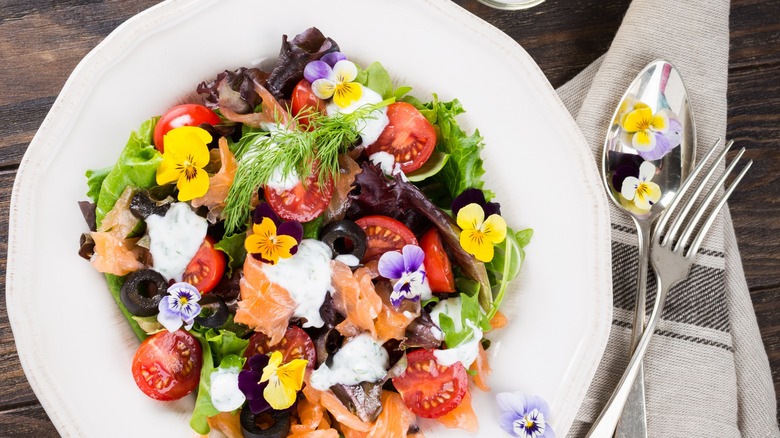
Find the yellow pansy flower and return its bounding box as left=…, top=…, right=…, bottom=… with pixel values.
left=310, top=60, right=363, bottom=108
left=260, top=351, right=307, bottom=410
left=620, top=106, right=669, bottom=152
left=156, top=126, right=212, bottom=201
left=244, top=217, right=299, bottom=265
left=457, top=203, right=507, bottom=263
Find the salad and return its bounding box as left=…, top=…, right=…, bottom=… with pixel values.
left=78, top=27, right=532, bottom=437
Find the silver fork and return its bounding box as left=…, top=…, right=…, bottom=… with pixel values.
left=586, top=138, right=752, bottom=438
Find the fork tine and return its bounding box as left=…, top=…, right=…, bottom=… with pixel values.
left=675, top=147, right=747, bottom=252
left=687, top=159, right=753, bottom=257
left=660, top=139, right=734, bottom=246
left=655, top=138, right=724, bottom=243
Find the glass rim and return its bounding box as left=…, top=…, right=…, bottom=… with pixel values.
left=475, top=0, right=546, bottom=10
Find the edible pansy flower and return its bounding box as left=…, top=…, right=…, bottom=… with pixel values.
left=620, top=104, right=669, bottom=151
left=378, top=245, right=431, bottom=307
left=239, top=352, right=307, bottom=412
left=452, top=188, right=502, bottom=218
left=157, top=282, right=202, bottom=332
left=497, top=392, right=554, bottom=438
left=620, top=161, right=661, bottom=211
left=260, top=350, right=308, bottom=410
left=304, top=56, right=362, bottom=108
left=456, top=196, right=507, bottom=263
left=244, top=203, right=303, bottom=265
left=156, top=126, right=212, bottom=201
left=237, top=354, right=272, bottom=414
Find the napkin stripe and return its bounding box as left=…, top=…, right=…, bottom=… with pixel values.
left=611, top=319, right=734, bottom=351
left=610, top=240, right=729, bottom=331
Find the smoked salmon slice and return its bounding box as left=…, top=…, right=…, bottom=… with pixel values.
left=235, top=255, right=296, bottom=345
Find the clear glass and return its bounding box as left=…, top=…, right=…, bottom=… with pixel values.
left=476, top=0, right=545, bottom=10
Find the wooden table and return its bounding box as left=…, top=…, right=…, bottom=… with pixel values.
left=0, top=0, right=777, bottom=435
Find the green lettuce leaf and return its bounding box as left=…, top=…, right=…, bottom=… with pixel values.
left=85, top=167, right=111, bottom=203
left=214, top=233, right=247, bottom=277
left=189, top=330, right=248, bottom=434
left=190, top=332, right=218, bottom=435
left=355, top=62, right=394, bottom=100
left=206, top=328, right=249, bottom=365
left=425, top=96, right=491, bottom=201
left=484, top=227, right=532, bottom=321
left=302, top=215, right=324, bottom=239
left=95, top=117, right=161, bottom=227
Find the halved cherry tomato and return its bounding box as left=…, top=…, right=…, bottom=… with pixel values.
left=291, top=79, right=325, bottom=130
left=367, top=102, right=437, bottom=173
left=392, top=349, right=468, bottom=418
left=355, top=215, right=418, bottom=262
left=153, top=104, right=221, bottom=152
left=264, top=172, right=334, bottom=222
left=420, top=228, right=455, bottom=293
left=131, top=330, right=202, bottom=401
left=182, top=236, right=225, bottom=294
left=244, top=325, right=316, bottom=371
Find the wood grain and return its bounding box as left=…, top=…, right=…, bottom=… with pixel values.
left=0, top=0, right=777, bottom=434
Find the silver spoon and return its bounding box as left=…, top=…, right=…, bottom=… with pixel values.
left=600, top=60, right=695, bottom=437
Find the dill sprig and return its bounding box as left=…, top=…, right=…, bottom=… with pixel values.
left=223, top=99, right=392, bottom=235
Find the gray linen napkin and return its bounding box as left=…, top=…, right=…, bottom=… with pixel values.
left=551, top=0, right=779, bottom=436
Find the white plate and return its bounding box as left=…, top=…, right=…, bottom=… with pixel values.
left=7, top=0, right=612, bottom=436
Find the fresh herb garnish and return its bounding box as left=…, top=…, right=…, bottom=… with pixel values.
left=223, top=100, right=392, bottom=234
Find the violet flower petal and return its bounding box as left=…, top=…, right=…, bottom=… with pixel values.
left=378, top=250, right=405, bottom=280
left=303, top=60, right=332, bottom=83
left=277, top=220, right=304, bottom=243
left=180, top=302, right=202, bottom=321
left=248, top=353, right=270, bottom=372
left=402, top=245, right=425, bottom=272
left=498, top=411, right=521, bottom=436
left=496, top=391, right=525, bottom=415
left=483, top=200, right=502, bottom=217
left=638, top=132, right=671, bottom=161
left=320, top=51, right=346, bottom=67
left=248, top=396, right=272, bottom=415
left=157, top=297, right=184, bottom=332
left=451, top=188, right=486, bottom=217
left=253, top=202, right=281, bottom=226
left=611, top=163, right=640, bottom=193
left=238, top=370, right=265, bottom=400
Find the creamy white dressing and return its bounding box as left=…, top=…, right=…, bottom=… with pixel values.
left=209, top=368, right=245, bottom=412
left=434, top=321, right=482, bottom=368
left=334, top=254, right=360, bottom=267
left=146, top=203, right=207, bottom=281
left=429, top=297, right=483, bottom=367
left=266, top=165, right=301, bottom=193
left=326, top=86, right=389, bottom=147
left=310, top=333, right=389, bottom=390
left=261, top=239, right=332, bottom=328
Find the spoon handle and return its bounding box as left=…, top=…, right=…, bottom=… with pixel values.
left=614, top=218, right=651, bottom=438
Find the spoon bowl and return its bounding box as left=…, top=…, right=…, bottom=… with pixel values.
left=603, top=60, right=696, bottom=218
left=601, top=60, right=695, bottom=437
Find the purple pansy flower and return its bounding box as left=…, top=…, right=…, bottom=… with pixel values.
left=303, top=51, right=347, bottom=83
left=157, top=282, right=202, bottom=332
left=237, top=354, right=272, bottom=414
left=452, top=188, right=501, bottom=218
left=378, top=245, right=431, bottom=307
left=497, top=392, right=554, bottom=438
left=637, top=115, right=683, bottom=161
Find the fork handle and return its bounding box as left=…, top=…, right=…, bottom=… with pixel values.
left=585, top=277, right=671, bottom=438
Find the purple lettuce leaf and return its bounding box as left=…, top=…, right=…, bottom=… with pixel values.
left=266, top=27, right=340, bottom=100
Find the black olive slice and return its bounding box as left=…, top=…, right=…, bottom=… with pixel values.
left=120, top=269, right=168, bottom=317
left=194, top=296, right=229, bottom=328
left=319, top=220, right=367, bottom=261
left=240, top=407, right=291, bottom=438
left=129, top=190, right=173, bottom=219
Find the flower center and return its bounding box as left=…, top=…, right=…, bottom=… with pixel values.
left=178, top=296, right=189, bottom=305
left=513, top=410, right=545, bottom=438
